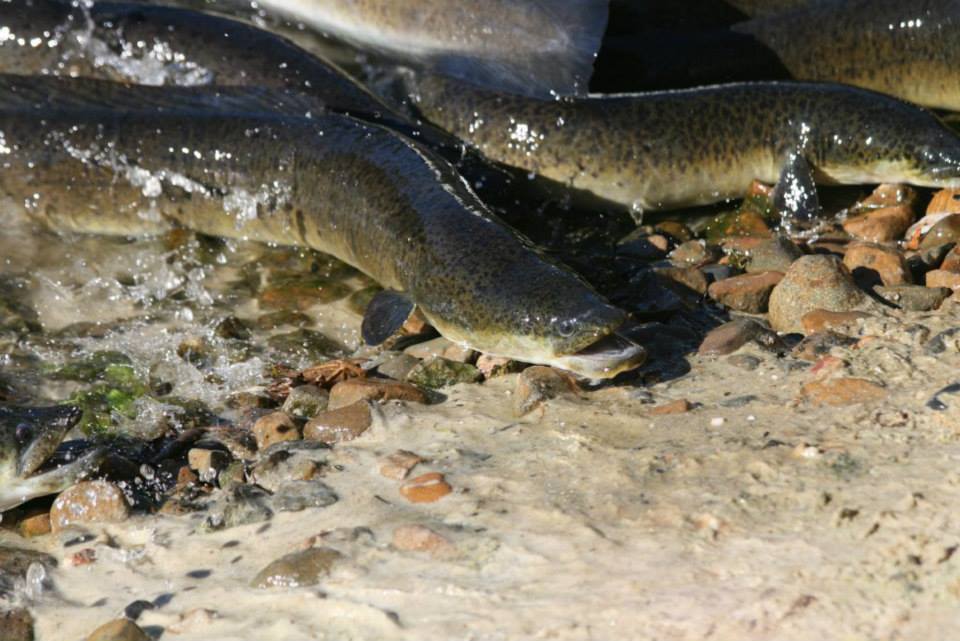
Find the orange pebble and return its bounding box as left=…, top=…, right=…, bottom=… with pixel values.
left=400, top=473, right=452, bottom=503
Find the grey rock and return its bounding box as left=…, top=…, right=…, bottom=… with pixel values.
left=271, top=480, right=339, bottom=512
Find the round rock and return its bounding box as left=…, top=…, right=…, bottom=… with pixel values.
left=50, top=481, right=130, bottom=533
left=768, top=255, right=870, bottom=334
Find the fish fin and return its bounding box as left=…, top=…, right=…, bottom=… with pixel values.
left=432, top=0, right=608, bottom=98
left=361, top=290, right=416, bottom=346
left=773, top=152, right=820, bottom=228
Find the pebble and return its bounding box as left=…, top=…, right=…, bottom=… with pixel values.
left=303, top=401, right=373, bottom=444
left=842, top=184, right=917, bottom=242
left=400, top=472, right=453, bottom=503
left=727, top=354, right=761, bottom=370
left=514, top=366, right=578, bottom=416
left=707, top=271, right=783, bottom=313
left=252, top=441, right=328, bottom=492
left=801, top=377, right=886, bottom=406
left=698, top=318, right=772, bottom=356
left=843, top=241, right=912, bottom=287
left=0, top=608, right=34, bottom=641
left=252, top=412, right=301, bottom=450
left=939, top=244, right=960, bottom=272
left=392, top=524, right=453, bottom=556
left=271, top=480, right=339, bottom=512
left=379, top=450, right=425, bottom=480
left=792, top=331, right=859, bottom=361
left=18, top=510, right=52, bottom=538
left=50, top=481, right=130, bottom=533
left=654, top=221, right=693, bottom=242
left=649, top=399, right=692, bottom=415
left=281, top=385, right=329, bottom=419
left=919, top=214, right=960, bottom=250
left=403, top=337, right=456, bottom=360
left=406, top=357, right=483, bottom=389
left=251, top=547, right=342, bottom=588
left=475, top=354, right=522, bottom=378
left=327, top=378, right=427, bottom=409
left=926, top=269, right=960, bottom=291
left=199, top=484, right=273, bottom=532
left=669, top=239, right=721, bottom=266
left=84, top=619, right=150, bottom=641
left=875, top=285, right=952, bottom=311
left=926, top=188, right=960, bottom=215
left=655, top=265, right=709, bottom=294
left=746, top=236, right=803, bottom=273
left=187, top=448, right=231, bottom=483
left=768, top=255, right=870, bottom=334
left=800, top=310, right=870, bottom=335
left=375, top=352, right=421, bottom=381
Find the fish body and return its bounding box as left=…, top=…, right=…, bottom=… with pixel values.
left=0, top=404, right=103, bottom=512
left=0, top=75, right=643, bottom=378
left=233, top=0, right=608, bottom=98
left=735, top=0, right=960, bottom=110
left=405, top=74, right=960, bottom=213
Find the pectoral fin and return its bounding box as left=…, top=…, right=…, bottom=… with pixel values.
left=773, top=153, right=820, bottom=227
left=361, top=290, right=416, bottom=346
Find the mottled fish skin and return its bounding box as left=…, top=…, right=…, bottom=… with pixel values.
left=229, top=0, right=609, bottom=98
left=725, top=0, right=828, bottom=17
left=736, top=0, right=960, bottom=111
left=406, top=74, right=960, bottom=212
left=0, top=405, right=104, bottom=512
left=0, top=0, right=420, bottom=135
left=0, top=75, right=643, bottom=378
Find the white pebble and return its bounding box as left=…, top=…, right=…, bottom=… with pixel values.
left=710, top=417, right=725, bottom=427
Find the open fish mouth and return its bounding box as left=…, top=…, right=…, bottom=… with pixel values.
left=553, top=330, right=646, bottom=379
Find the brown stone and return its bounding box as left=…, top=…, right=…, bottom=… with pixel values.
left=649, top=399, right=692, bottom=415
left=800, top=310, right=870, bottom=334
left=379, top=450, right=425, bottom=480
left=656, top=266, right=709, bottom=294
left=707, top=271, right=783, bottom=313
left=647, top=233, right=671, bottom=252
left=0, top=608, right=34, bottom=641
left=187, top=448, right=231, bottom=482
left=940, top=244, right=960, bottom=273
left=919, top=214, right=960, bottom=250
left=926, top=269, right=960, bottom=291
left=327, top=378, right=427, bottom=409
left=669, top=239, right=721, bottom=266
left=400, top=472, right=453, bottom=503
left=926, top=188, right=960, bottom=215
left=768, top=255, right=871, bottom=334
left=85, top=618, right=150, bottom=641
left=514, top=366, right=579, bottom=416
left=654, top=221, right=693, bottom=242
left=800, top=378, right=886, bottom=406
left=698, top=318, right=772, bottom=356
left=392, top=524, right=453, bottom=555
left=50, top=481, right=130, bottom=533
left=303, top=402, right=372, bottom=444
left=251, top=547, right=342, bottom=588
left=18, top=511, right=51, bottom=538
left=843, top=205, right=915, bottom=242
left=401, top=309, right=431, bottom=335
left=842, top=241, right=911, bottom=287
left=475, top=354, right=521, bottom=378
left=252, top=412, right=300, bottom=450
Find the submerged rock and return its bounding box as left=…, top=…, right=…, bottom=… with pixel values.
left=253, top=412, right=301, bottom=451
left=251, top=547, right=342, bottom=588
left=281, top=385, right=329, bottom=419
left=200, top=485, right=273, bottom=532
left=303, top=402, right=372, bottom=445
left=406, top=357, right=483, bottom=389
left=271, top=480, right=339, bottom=512
left=50, top=481, right=130, bottom=533
left=84, top=618, right=150, bottom=641
left=746, top=236, right=803, bottom=273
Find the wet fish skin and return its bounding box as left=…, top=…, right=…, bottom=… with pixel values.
left=0, top=404, right=104, bottom=512
left=0, top=75, right=644, bottom=378
left=406, top=74, right=960, bottom=212
left=735, top=0, right=960, bottom=111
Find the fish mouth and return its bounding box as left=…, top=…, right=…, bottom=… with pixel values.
left=15, top=404, right=83, bottom=477
left=552, top=330, right=646, bottom=379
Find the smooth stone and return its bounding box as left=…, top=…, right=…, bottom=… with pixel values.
left=746, top=236, right=803, bottom=273
left=801, top=378, right=886, bottom=406
left=375, top=352, right=421, bottom=381
left=875, top=285, right=951, bottom=311
left=253, top=411, right=301, bottom=451
left=303, top=402, right=372, bottom=445
left=251, top=441, right=328, bottom=492
left=727, top=354, right=761, bottom=370
left=406, top=357, right=482, bottom=389
left=271, top=480, right=339, bottom=512
left=800, top=310, right=871, bottom=334
left=50, top=481, right=129, bottom=533
left=698, top=318, right=773, bottom=356
left=707, top=271, right=783, bottom=313
left=843, top=241, right=911, bottom=287
left=251, top=547, right=342, bottom=588
left=843, top=184, right=917, bottom=242
left=327, top=378, right=427, bottom=409
left=768, top=255, right=871, bottom=334
left=926, top=188, right=960, bottom=215
left=669, top=239, right=721, bottom=266
left=187, top=448, right=231, bottom=483
left=654, top=265, right=709, bottom=294
left=920, top=214, right=960, bottom=250
left=514, top=366, right=578, bottom=416
left=649, top=399, right=692, bottom=415
left=281, top=385, right=329, bottom=419
left=926, top=269, right=960, bottom=291
left=85, top=619, right=150, bottom=641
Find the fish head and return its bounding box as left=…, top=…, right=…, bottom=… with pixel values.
left=0, top=405, right=103, bottom=512
left=414, top=245, right=646, bottom=379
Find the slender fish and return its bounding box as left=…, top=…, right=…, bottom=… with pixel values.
left=0, top=75, right=644, bottom=378
left=404, top=74, right=960, bottom=217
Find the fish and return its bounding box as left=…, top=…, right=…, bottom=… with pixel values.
left=402, top=73, right=960, bottom=220
left=191, top=0, right=609, bottom=99
left=0, top=404, right=104, bottom=512
left=733, top=0, right=960, bottom=111
left=0, top=74, right=645, bottom=379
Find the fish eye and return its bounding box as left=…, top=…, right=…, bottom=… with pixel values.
left=15, top=423, right=32, bottom=442
left=557, top=319, right=577, bottom=337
